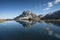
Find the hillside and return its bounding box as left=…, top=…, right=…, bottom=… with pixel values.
left=40, top=10, right=60, bottom=20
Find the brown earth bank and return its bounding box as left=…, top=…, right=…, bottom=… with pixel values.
left=0, top=19, right=6, bottom=23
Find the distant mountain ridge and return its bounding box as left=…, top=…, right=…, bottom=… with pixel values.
left=14, top=10, right=60, bottom=20
left=40, top=10, right=60, bottom=20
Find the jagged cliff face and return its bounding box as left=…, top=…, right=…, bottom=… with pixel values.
left=41, top=10, right=60, bottom=19
left=14, top=10, right=37, bottom=20
left=20, top=10, right=37, bottom=17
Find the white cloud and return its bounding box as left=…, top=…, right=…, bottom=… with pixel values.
left=43, top=2, right=53, bottom=10
left=43, top=0, right=60, bottom=10
left=43, top=7, right=50, bottom=10
left=48, top=2, right=53, bottom=7
left=54, top=0, right=60, bottom=4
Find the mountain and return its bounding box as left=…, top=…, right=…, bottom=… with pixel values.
left=38, top=14, right=45, bottom=19
left=41, top=10, right=60, bottom=20
left=14, top=10, right=60, bottom=20
left=14, top=10, right=37, bottom=20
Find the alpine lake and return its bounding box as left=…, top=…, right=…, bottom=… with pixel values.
left=0, top=20, right=60, bottom=40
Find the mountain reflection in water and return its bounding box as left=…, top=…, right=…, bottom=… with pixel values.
left=45, top=21, right=60, bottom=27
left=0, top=20, right=60, bottom=40
left=16, top=20, right=36, bottom=29
left=15, top=20, right=60, bottom=40
left=0, top=20, right=60, bottom=28
left=16, top=20, right=60, bottom=27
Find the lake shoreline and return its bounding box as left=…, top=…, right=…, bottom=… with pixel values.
left=0, top=19, right=60, bottom=22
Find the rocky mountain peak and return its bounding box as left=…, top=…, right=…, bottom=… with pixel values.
left=23, top=10, right=32, bottom=15
left=14, top=10, right=37, bottom=20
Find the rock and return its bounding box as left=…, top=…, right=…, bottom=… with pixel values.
left=14, top=10, right=37, bottom=20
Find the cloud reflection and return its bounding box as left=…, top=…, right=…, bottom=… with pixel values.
left=44, top=27, right=60, bottom=39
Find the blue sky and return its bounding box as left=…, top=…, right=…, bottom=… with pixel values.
left=0, top=0, right=60, bottom=19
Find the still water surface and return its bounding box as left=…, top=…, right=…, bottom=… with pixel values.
left=0, top=20, right=60, bottom=40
